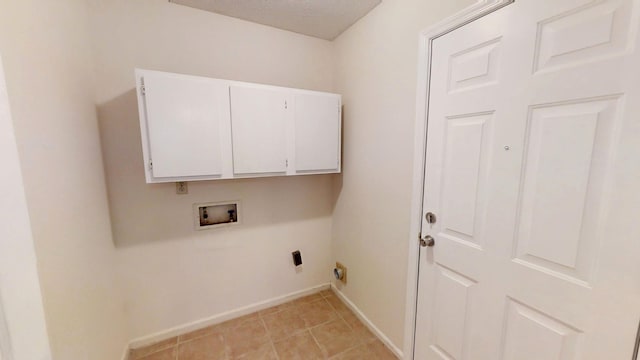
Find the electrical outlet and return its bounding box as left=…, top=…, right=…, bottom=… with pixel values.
left=176, top=181, right=188, bottom=194
left=292, top=250, right=302, bottom=266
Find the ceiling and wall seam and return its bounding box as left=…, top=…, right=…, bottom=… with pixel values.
left=169, top=0, right=382, bottom=40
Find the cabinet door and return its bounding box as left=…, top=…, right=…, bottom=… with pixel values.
left=143, top=72, right=227, bottom=179
left=230, top=85, right=288, bottom=175
left=294, top=93, right=341, bottom=172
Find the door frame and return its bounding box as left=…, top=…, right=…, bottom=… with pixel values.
left=0, top=52, right=52, bottom=360
left=403, top=0, right=514, bottom=358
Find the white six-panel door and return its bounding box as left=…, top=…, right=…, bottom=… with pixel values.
left=415, top=0, right=640, bottom=358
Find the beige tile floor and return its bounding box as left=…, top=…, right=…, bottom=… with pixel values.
left=129, top=289, right=397, bottom=360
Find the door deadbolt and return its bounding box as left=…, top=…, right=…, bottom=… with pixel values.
left=425, top=212, right=437, bottom=224
left=420, top=235, right=435, bottom=247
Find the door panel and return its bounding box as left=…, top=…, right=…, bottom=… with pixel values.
left=293, top=93, right=341, bottom=172
left=430, top=266, right=476, bottom=360
left=533, top=0, right=635, bottom=73
left=515, top=97, right=621, bottom=283
left=144, top=72, right=227, bottom=178
left=501, top=298, right=581, bottom=360
left=440, top=112, right=493, bottom=248
left=415, top=0, right=640, bottom=359
left=448, top=38, right=502, bottom=93
left=230, top=85, right=288, bottom=175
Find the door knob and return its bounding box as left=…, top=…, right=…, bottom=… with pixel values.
left=420, top=235, right=435, bottom=247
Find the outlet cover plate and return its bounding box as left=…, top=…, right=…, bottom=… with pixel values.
left=335, top=261, right=347, bottom=284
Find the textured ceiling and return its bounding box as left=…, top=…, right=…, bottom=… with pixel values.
left=169, top=0, right=382, bottom=40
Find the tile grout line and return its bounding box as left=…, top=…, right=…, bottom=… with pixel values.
left=322, top=310, right=367, bottom=360
left=307, top=292, right=348, bottom=358
left=269, top=340, right=281, bottom=360
left=321, top=290, right=375, bottom=359
left=135, top=290, right=344, bottom=360
left=307, top=328, right=327, bottom=359
left=258, top=314, right=281, bottom=360
left=219, top=329, right=227, bottom=360
left=323, top=294, right=355, bottom=331
left=272, top=293, right=328, bottom=358
left=131, top=338, right=178, bottom=360
left=304, top=304, right=355, bottom=359
left=329, top=288, right=399, bottom=358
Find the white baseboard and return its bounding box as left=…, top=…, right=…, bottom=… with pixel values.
left=128, top=283, right=331, bottom=349
left=120, top=343, right=129, bottom=360
left=330, top=284, right=403, bottom=359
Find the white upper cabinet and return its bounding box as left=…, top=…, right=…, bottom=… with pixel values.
left=293, top=92, right=341, bottom=173
left=137, top=70, right=231, bottom=182
left=136, top=69, right=341, bottom=183
left=229, top=85, right=289, bottom=175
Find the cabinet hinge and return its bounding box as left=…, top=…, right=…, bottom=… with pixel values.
left=285, top=100, right=288, bottom=109
left=286, top=159, right=289, bottom=167
left=140, top=84, right=146, bottom=96
left=148, top=161, right=153, bottom=171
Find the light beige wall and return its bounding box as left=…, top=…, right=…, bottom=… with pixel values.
left=0, top=55, right=51, bottom=360
left=87, top=0, right=336, bottom=339
left=88, top=0, right=334, bottom=105
left=0, top=0, right=129, bottom=359
left=0, top=0, right=477, bottom=352
left=331, top=0, right=476, bottom=350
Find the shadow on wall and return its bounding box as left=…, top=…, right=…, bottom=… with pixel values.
left=97, top=89, right=335, bottom=248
